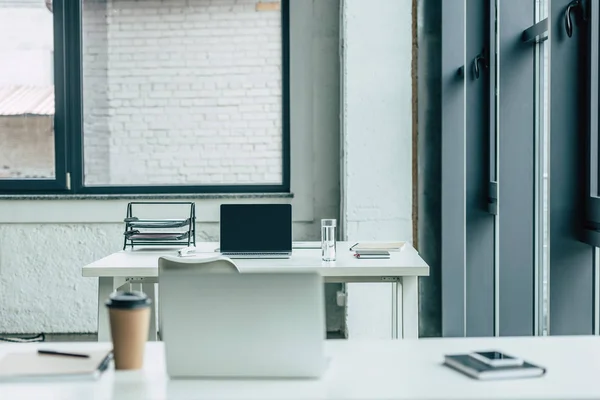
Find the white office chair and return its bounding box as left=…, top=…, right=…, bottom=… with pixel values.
left=158, top=254, right=239, bottom=273
left=157, top=255, right=238, bottom=340
left=158, top=254, right=325, bottom=378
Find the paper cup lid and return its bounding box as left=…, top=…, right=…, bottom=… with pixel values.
left=105, top=291, right=151, bottom=310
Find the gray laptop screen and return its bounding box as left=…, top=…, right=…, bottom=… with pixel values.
left=220, top=204, right=292, bottom=252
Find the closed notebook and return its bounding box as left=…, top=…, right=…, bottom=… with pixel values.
left=0, top=349, right=112, bottom=381
left=444, top=354, right=546, bottom=380
left=349, top=242, right=405, bottom=252
left=354, top=250, right=391, bottom=259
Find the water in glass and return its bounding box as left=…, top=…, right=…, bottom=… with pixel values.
left=321, top=219, right=336, bottom=261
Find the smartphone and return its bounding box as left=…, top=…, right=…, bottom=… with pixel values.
left=469, top=351, right=523, bottom=367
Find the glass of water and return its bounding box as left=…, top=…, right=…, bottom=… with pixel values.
left=321, top=219, right=337, bottom=261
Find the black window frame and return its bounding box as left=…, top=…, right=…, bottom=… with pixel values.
left=0, top=0, right=69, bottom=193
left=0, top=0, right=291, bottom=195
left=584, top=0, right=600, bottom=242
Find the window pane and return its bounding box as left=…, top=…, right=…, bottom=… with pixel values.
left=0, top=1, right=55, bottom=179
left=82, top=0, right=283, bottom=186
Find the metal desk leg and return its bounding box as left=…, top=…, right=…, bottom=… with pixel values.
left=97, top=277, right=129, bottom=342
left=97, top=277, right=114, bottom=342
left=142, top=282, right=158, bottom=341
left=400, top=276, right=419, bottom=339
left=392, top=281, right=400, bottom=339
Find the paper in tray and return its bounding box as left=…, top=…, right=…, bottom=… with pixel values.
left=124, top=231, right=190, bottom=241
left=126, top=218, right=190, bottom=229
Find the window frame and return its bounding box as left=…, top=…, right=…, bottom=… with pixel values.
left=0, top=0, right=291, bottom=195
left=0, top=0, right=69, bottom=193
left=584, top=0, right=600, bottom=243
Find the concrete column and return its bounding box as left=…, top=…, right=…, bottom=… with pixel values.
left=341, top=0, right=414, bottom=339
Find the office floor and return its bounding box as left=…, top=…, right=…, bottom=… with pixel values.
left=1, top=331, right=346, bottom=342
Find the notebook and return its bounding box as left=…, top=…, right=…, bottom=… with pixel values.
left=349, top=242, right=405, bottom=252
left=0, top=349, right=112, bottom=381
left=444, top=354, right=546, bottom=380
left=353, top=250, right=391, bottom=259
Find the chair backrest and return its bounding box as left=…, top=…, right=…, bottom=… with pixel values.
left=158, top=254, right=325, bottom=378
left=158, top=254, right=239, bottom=274
left=157, top=255, right=238, bottom=340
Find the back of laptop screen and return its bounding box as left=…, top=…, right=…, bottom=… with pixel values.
left=220, top=204, right=292, bottom=252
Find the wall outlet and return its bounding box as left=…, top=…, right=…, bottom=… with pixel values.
left=336, top=290, right=347, bottom=307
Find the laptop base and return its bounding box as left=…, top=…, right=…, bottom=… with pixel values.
left=223, top=252, right=292, bottom=259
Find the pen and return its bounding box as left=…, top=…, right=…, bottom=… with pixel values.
left=98, top=352, right=114, bottom=371
left=38, top=350, right=90, bottom=358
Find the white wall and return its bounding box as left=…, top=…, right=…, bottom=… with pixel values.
left=0, top=0, right=342, bottom=334
left=0, top=0, right=42, bottom=6
left=341, top=0, right=413, bottom=339
left=82, top=0, right=110, bottom=184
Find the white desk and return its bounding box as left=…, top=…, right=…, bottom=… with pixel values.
left=3, top=336, right=600, bottom=399
left=82, top=242, right=429, bottom=341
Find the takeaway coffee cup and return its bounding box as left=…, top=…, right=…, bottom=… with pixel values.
left=105, top=291, right=152, bottom=370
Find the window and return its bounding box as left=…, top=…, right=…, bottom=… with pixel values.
left=0, top=0, right=67, bottom=191
left=435, top=0, right=598, bottom=337
left=0, top=0, right=290, bottom=194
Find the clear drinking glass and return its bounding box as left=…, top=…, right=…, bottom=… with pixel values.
left=321, top=219, right=337, bottom=261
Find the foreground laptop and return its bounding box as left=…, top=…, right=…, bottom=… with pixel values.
left=220, top=204, right=292, bottom=259
left=158, top=256, right=326, bottom=379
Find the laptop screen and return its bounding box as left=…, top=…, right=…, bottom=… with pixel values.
left=220, top=204, right=292, bottom=252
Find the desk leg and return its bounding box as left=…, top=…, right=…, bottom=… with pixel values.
left=392, top=282, right=400, bottom=339
left=142, top=283, right=158, bottom=341
left=97, top=277, right=114, bottom=342
left=401, top=276, right=419, bottom=339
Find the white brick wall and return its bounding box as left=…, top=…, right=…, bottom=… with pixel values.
left=83, top=0, right=111, bottom=184
left=0, top=0, right=42, bottom=8
left=83, top=0, right=283, bottom=186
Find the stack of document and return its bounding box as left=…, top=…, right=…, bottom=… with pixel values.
left=350, top=242, right=405, bottom=259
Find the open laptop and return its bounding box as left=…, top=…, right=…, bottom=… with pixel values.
left=220, top=204, right=292, bottom=259
left=158, top=258, right=326, bottom=379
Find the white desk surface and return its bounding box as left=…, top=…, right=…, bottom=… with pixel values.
left=3, top=336, right=600, bottom=400
left=82, top=241, right=430, bottom=279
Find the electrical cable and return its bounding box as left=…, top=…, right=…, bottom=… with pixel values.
left=0, top=333, right=45, bottom=343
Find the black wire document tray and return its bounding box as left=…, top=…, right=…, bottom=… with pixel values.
left=125, top=218, right=191, bottom=229
left=122, top=202, right=196, bottom=250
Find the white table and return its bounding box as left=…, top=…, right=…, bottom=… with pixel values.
left=82, top=242, right=429, bottom=341
left=3, top=336, right=600, bottom=399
